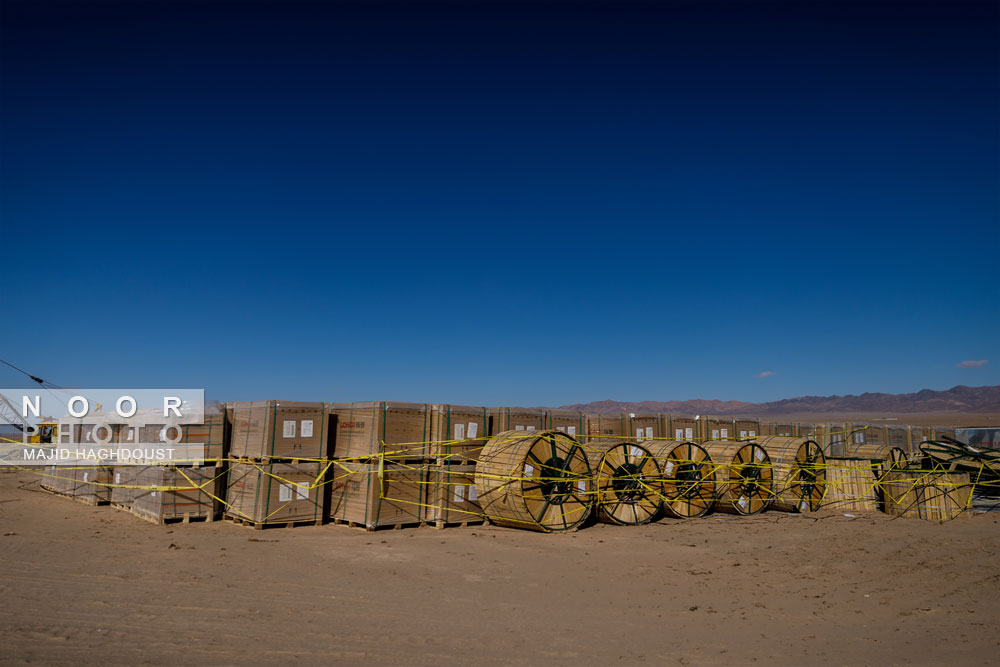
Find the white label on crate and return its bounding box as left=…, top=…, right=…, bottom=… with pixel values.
left=279, top=483, right=293, bottom=502
left=665, top=461, right=675, bottom=475
left=467, top=422, right=478, bottom=438
left=83, top=472, right=89, bottom=482
left=454, top=423, right=465, bottom=440
left=527, top=426, right=535, bottom=431
left=568, top=426, right=576, bottom=436
left=515, top=425, right=525, bottom=431
left=468, top=485, right=477, bottom=501
left=720, top=429, right=728, bottom=439
left=754, top=448, right=764, bottom=462
left=126, top=429, right=134, bottom=441
left=85, top=431, right=92, bottom=442
left=453, top=485, right=466, bottom=503
left=857, top=433, right=865, bottom=444
left=577, top=480, right=586, bottom=493
left=712, top=429, right=720, bottom=439
left=636, top=429, right=643, bottom=438
left=685, top=428, right=693, bottom=440
left=738, top=496, right=748, bottom=509
left=556, top=426, right=566, bottom=432
left=524, top=464, right=534, bottom=477
left=740, top=430, right=748, bottom=438
left=675, top=429, right=684, bottom=440
left=301, top=420, right=313, bottom=438
left=295, top=484, right=309, bottom=500
left=283, top=420, right=296, bottom=438
left=151, top=491, right=157, bottom=498
left=115, top=473, right=121, bottom=484
left=630, top=446, right=643, bottom=458
left=645, top=427, right=653, bottom=438
left=158, top=428, right=166, bottom=442
left=749, top=431, right=756, bottom=438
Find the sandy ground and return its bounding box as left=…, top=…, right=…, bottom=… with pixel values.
left=1, top=471, right=999, bottom=666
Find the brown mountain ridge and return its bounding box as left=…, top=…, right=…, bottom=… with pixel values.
left=558, top=385, right=1000, bottom=416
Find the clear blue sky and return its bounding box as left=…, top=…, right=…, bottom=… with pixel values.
left=1, top=0, right=997, bottom=406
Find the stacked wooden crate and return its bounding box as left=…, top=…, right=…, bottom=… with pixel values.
left=225, top=401, right=331, bottom=528
left=663, top=415, right=698, bottom=442
left=113, top=407, right=230, bottom=523
left=426, top=404, right=487, bottom=527
left=703, top=416, right=732, bottom=441
left=733, top=418, right=760, bottom=441
left=326, top=401, right=435, bottom=529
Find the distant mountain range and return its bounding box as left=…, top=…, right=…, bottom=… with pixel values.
left=558, top=385, right=1000, bottom=416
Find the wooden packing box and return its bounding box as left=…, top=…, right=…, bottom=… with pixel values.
left=886, top=426, right=909, bottom=453
left=908, top=426, right=932, bottom=454
left=586, top=413, right=626, bottom=444
left=229, top=401, right=332, bottom=461
left=703, top=417, right=732, bottom=441
left=328, top=401, right=433, bottom=461
left=430, top=404, right=488, bottom=463
left=769, top=422, right=797, bottom=437
left=425, top=464, right=482, bottom=525
left=626, top=414, right=660, bottom=442
left=328, top=461, right=428, bottom=529
left=733, top=419, right=760, bottom=441
left=119, top=408, right=228, bottom=464
left=822, top=458, right=879, bottom=510
left=225, top=462, right=328, bottom=525
left=492, top=407, right=546, bottom=435
left=132, top=465, right=224, bottom=523
left=663, top=416, right=697, bottom=443
left=64, top=464, right=113, bottom=503
left=41, top=464, right=75, bottom=494
left=110, top=466, right=138, bottom=506
left=546, top=410, right=586, bottom=439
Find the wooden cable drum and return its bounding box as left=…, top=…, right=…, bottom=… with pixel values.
left=701, top=440, right=773, bottom=515
left=753, top=436, right=825, bottom=513
left=645, top=440, right=715, bottom=519
left=593, top=441, right=662, bottom=525
left=475, top=429, right=592, bottom=532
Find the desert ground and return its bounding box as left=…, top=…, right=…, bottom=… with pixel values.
left=1, top=469, right=999, bottom=666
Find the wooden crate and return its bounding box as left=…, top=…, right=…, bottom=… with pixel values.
left=822, top=458, right=879, bottom=510
left=328, top=401, right=433, bottom=461
left=132, top=465, right=224, bottom=523
left=225, top=462, right=328, bottom=525
left=625, top=414, right=660, bottom=442
left=586, top=414, right=626, bottom=445
left=492, top=407, right=546, bottom=434
left=429, top=405, right=488, bottom=463
left=328, top=461, right=428, bottom=529
left=229, top=401, right=332, bottom=461
left=663, top=415, right=698, bottom=443
left=733, top=419, right=760, bottom=441
left=703, top=417, right=732, bottom=441
left=119, top=408, right=228, bottom=464
left=425, top=464, right=483, bottom=526
left=110, top=466, right=138, bottom=507
left=546, top=410, right=586, bottom=439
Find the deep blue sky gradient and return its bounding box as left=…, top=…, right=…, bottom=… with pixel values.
left=1, top=0, right=997, bottom=405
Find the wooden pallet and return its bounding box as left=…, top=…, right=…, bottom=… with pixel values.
left=223, top=515, right=325, bottom=530
left=433, top=519, right=484, bottom=530
left=128, top=509, right=217, bottom=526
left=329, top=518, right=427, bottom=532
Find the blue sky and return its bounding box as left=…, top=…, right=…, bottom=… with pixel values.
left=1, top=0, right=997, bottom=406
